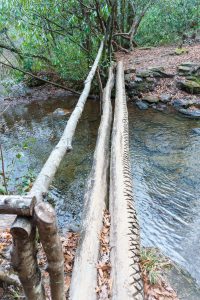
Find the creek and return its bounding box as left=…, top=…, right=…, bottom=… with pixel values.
left=1, top=96, right=200, bottom=290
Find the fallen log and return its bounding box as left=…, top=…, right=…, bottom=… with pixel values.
left=109, top=61, right=144, bottom=299
left=0, top=196, right=35, bottom=216
left=10, top=218, right=45, bottom=300
left=70, top=65, right=114, bottom=300
left=35, top=202, right=65, bottom=300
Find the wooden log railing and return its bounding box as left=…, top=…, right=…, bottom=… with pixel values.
left=0, top=195, right=35, bottom=216
left=70, top=65, right=114, bottom=300
left=109, top=61, right=144, bottom=299
left=0, top=40, right=104, bottom=300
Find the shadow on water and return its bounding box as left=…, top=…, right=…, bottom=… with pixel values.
left=0, top=96, right=100, bottom=231
left=128, top=103, right=200, bottom=287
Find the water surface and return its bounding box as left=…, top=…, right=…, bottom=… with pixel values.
left=128, top=103, right=200, bottom=285
left=1, top=97, right=200, bottom=287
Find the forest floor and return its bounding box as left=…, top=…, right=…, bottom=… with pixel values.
left=117, top=43, right=200, bottom=115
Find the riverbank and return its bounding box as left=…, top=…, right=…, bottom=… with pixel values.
left=117, top=43, right=200, bottom=118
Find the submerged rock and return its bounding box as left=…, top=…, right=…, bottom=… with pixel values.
left=178, top=108, right=200, bottom=118
left=152, top=103, right=167, bottom=112
left=52, top=108, right=72, bottom=116
left=136, top=100, right=149, bottom=110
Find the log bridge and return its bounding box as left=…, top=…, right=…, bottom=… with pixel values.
left=0, top=42, right=144, bottom=300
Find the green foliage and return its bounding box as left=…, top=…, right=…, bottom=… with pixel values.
left=0, top=0, right=200, bottom=83
left=136, top=0, right=200, bottom=46
left=141, top=248, right=171, bottom=284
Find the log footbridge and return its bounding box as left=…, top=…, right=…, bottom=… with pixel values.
left=0, top=42, right=144, bottom=299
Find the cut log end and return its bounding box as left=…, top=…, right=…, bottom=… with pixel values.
left=11, top=217, right=32, bottom=238
left=34, top=202, right=56, bottom=224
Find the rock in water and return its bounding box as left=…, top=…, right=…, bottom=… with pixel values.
left=136, top=100, right=149, bottom=110
left=178, top=108, right=200, bottom=118
left=52, top=108, right=71, bottom=117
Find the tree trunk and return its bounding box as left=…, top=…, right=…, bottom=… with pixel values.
left=10, top=217, right=45, bottom=300
left=109, top=61, right=144, bottom=300
left=0, top=195, right=35, bottom=216
left=69, top=65, right=114, bottom=300
left=35, top=202, right=65, bottom=300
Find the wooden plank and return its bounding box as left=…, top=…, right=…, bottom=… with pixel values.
left=0, top=196, right=35, bottom=216
left=109, top=61, right=144, bottom=300
left=69, top=65, right=114, bottom=300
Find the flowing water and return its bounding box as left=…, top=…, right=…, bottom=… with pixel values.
left=1, top=97, right=200, bottom=289
left=128, top=103, right=200, bottom=286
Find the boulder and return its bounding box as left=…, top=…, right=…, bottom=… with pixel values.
left=142, top=95, right=160, bottom=103
left=160, top=94, right=172, bottom=103
left=172, top=99, right=187, bottom=108
left=177, top=79, right=200, bottom=94
left=136, top=70, right=151, bottom=78
left=178, top=62, right=200, bottom=76
left=148, top=67, right=174, bottom=78
left=127, top=78, right=156, bottom=97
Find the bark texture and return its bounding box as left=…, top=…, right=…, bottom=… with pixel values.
left=0, top=196, right=35, bottom=216
left=70, top=65, right=114, bottom=300
left=35, top=202, right=65, bottom=300
left=109, top=61, right=144, bottom=300
left=10, top=217, right=45, bottom=300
